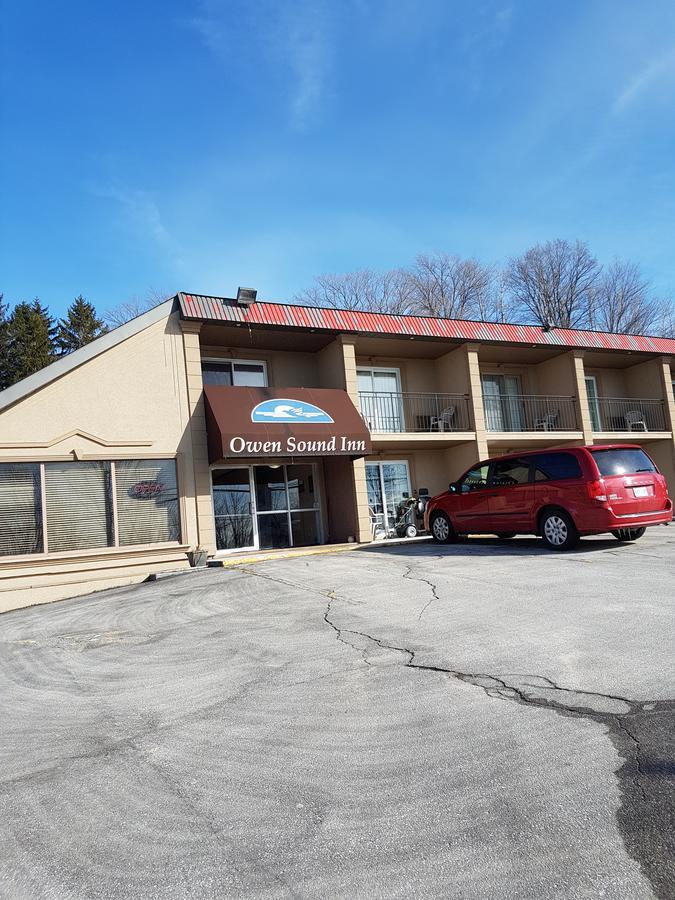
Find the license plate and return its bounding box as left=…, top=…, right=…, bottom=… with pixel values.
left=633, top=486, right=650, bottom=498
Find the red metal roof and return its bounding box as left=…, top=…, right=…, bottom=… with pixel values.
left=177, top=293, right=675, bottom=355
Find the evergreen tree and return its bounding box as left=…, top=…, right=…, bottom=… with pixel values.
left=7, top=298, right=57, bottom=383
left=56, top=295, right=107, bottom=354
left=0, top=295, right=11, bottom=391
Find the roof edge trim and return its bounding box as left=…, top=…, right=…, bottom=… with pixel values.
left=0, top=298, right=177, bottom=414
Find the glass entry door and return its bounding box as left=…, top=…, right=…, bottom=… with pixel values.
left=365, top=461, right=411, bottom=539
left=212, top=468, right=255, bottom=551
left=212, top=464, right=320, bottom=552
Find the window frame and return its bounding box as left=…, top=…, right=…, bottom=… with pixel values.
left=201, top=357, right=268, bottom=387
left=0, top=456, right=183, bottom=561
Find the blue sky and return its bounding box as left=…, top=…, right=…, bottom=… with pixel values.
left=2, top=0, right=675, bottom=317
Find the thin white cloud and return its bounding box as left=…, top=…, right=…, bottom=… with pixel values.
left=185, top=0, right=332, bottom=131
left=286, top=3, right=331, bottom=130
left=612, top=45, right=675, bottom=114
left=89, top=184, right=185, bottom=267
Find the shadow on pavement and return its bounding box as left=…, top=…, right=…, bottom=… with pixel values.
left=357, top=534, right=643, bottom=557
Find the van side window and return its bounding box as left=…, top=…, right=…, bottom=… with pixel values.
left=459, top=464, right=490, bottom=492
left=532, top=452, right=582, bottom=482
left=490, top=458, right=531, bottom=487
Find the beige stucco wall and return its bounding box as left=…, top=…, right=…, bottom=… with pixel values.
left=434, top=346, right=471, bottom=395
left=355, top=356, right=438, bottom=393
left=0, top=310, right=196, bottom=612
left=585, top=366, right=627, bottom=397
left=534, top=352, right=578, bottom=397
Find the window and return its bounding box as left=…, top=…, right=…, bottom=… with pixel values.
left=590, top=448, right=656, bottom=477
left=0, top=464, right=43, bottom=556
left=45, top=461, right=113, bottom=552
left=0, top=458, right=180, bottom=557
left=490, top=458, right=530, bottom=487
left=115, top=459, right=180, bottom=545
left=532, top=452, right=582, bottom=482
left=459, top=463, right=490, bottom=492
left=202, top=360, right=267, bottom=387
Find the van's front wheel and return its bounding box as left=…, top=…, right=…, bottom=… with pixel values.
left=612, top=527, right=646, bottom=542
left=430, top=512, right=456, bottom=544
left=540, top=509, right=579, bottom=551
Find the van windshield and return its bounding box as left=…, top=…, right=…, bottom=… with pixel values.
left=590, top=448, right=657, bottom=477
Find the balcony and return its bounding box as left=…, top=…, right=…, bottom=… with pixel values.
left=483, top=394, right=579, bottom=433
left=590, top=397, right=668, bottom=433
left=359, top=391, right=472, bottom=433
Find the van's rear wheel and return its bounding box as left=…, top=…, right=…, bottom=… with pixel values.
left=540, top=509, right=579, bottom=551
left=430, top=512, right=456, bottom=544
left=612, top=527, right=646, bottom=542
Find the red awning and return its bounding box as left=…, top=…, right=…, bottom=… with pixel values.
left=203, top=386, right=372, bottom=462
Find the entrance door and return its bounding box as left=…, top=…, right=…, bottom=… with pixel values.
left=212, top=468, right=255, bottom=551
left=357, top=368, right=403, bottom=432
left=365, top=461, right=411, bottom=538
left=213, top=464, right=321, bottom=552
left=585, top=376, right=601, bottom=431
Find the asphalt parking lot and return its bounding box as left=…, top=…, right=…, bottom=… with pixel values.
left=1, top=527, right=674, bottom=900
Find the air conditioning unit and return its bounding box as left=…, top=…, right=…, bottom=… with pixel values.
left=236, top=287, right=257, bottom=306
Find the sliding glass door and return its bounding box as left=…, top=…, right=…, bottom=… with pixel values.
left=357, top=368, right=403, bottom=432
left=481, top=374, right=524, bottom=431
left=585, top=376, right=602, bottom=431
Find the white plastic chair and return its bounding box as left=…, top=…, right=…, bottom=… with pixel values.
left=431, top=406, right=456, bottom=432
left=535, top=410, right=558, bottom=431
left=625, top=410, right=647, bottom=431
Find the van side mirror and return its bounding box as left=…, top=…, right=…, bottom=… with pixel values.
left=449, top=482, right=458, bottom=493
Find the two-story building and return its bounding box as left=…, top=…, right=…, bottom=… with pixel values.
left=1, top=290, right=674, bottom=612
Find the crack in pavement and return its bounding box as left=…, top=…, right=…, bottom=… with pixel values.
left=402, top=565, right=441, bottom=621
left=239, top=562, right=675, bottom=900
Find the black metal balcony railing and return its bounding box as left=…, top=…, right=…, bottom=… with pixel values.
left=590, top=397, right=667, bottom=433
left=482, top=394, right=579, bottom=432
left=359, top=392, right=472, bottom=433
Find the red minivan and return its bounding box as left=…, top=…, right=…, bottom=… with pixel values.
left=424, top=444, right=672, bottom=551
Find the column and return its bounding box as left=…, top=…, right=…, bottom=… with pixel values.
left=180, top=321, right=217, bottom=554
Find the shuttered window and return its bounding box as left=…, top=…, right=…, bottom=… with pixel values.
left=0, top=464, right=43, bottom=556
left=115, top=459, right=180, bottom=546
left=44, top=462, right=114, bottom=552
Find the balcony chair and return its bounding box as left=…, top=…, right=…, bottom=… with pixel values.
left=625, top=409, right=647, bottom=432
left=534, top=410, right=559, bottom=432
left=430, top=406, right=456, bottom=432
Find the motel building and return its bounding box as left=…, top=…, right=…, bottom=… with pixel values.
left=1, top=289, right=675, bottom=612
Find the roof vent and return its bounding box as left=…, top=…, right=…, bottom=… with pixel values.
left=236, top=287, right=257, bottom=306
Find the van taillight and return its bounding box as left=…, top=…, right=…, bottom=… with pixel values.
left=587, top=479, right=608, bottom=502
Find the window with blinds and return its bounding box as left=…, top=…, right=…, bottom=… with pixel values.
left=44, top=462, right=114, bottom=552
left=115, top=459, right=180, bottom=546
left=0, top=464, right=43, bottom=556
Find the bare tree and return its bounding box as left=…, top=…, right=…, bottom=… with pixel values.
left=506, top=239, right=600, bottom=328
left=103, top=287, right=172, bottom=328
left=406, top=253, right=494, bottom=319
left=474, top=268, right=522, bottom=323
left=293, top=269, right=414, bottom=314
left=589, top=260, right=658, bottom=334
left=655, top=298, right=675, bottom=338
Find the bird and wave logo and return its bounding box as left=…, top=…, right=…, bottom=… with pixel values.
left=250, top=399, right=334, bottom=424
